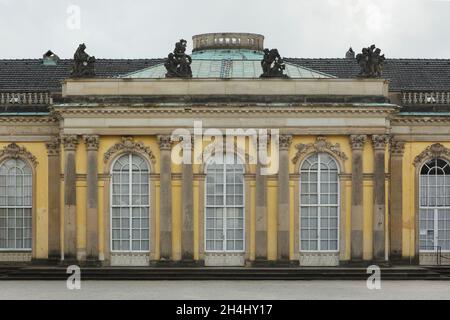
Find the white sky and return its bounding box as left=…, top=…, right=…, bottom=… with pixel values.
left=0, top=0, right=449, bottom=59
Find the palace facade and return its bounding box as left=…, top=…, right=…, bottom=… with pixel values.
left=1, top=33, right=450, bottom=267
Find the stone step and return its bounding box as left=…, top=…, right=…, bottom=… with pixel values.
left=0, top=266, right=447, bottom=280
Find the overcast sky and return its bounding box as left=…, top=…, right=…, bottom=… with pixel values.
left=0, top=0, right=449, bottom=59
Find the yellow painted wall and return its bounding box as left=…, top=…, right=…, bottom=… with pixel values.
left=6, top=135, right=440, bottom=263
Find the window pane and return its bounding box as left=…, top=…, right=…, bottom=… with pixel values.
left=0, top=159, right=32, bottom=250
left=111, top=154, right=150, bottom=252
left=205, top=159, right=245, bottom=252
left=300, top=153, right=339, bottom=252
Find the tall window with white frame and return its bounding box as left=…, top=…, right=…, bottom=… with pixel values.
left=0, top=159, right=32, bottom=251
left=111, top=153, right=150, bottom=252
left=300, top=153, right=339, bottom=252
left=419, top=158, right=450, bottom=252
left=205, top=154, right=245, bottom=252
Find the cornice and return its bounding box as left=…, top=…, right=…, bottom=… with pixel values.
left=0, top=116, right=58, bottom=123
left=391, top=117, right=450, bottom=124
left=52, top=106, right=399, bottom=117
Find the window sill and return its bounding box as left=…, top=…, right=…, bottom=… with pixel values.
left=204, top=252, right=245, bottom=267
left=0, top=252, right=32, bottom=262
left=299, top=252, right=339, bottom=266
left=110, top=252, right=150, bottom=266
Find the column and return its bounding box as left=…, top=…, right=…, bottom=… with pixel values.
left=158, top=135, right=172, bottom=261
left=255, top=137, right=268, bottom=260
left=372, top=135, right=389, bottom=261
left=350, top=135, right=367, bottom=261
left=45, top=137, right=61, bottom=260
left=181, top=138, right=194, bottom=261
left=389, top=139, right=405, bottom=260
left=62, top=135, right=79, bottom=261
left=277, top=135, right=292, bottom=261
left=83, top=135, right=99, bottom=261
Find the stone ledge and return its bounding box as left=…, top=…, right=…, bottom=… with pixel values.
left=420, top=253, right=450, bottom=266
left=204, top=252, right=245, bottom=267
left=110, top=253, right=150, bottom=267
left=299, top=252, right=339, bottom=267
left=0, top=252, right=32, bottom=262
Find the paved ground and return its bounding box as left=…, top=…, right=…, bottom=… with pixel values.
left=0, top=280, right=449, bottom=300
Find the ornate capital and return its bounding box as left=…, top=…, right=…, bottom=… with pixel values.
left=278, top=135, right=292, bottom=151
left=292, top=136, right=348, bottom=164
left=350, top=135, right=367, bottom=150
left=61, top=135, right=79, bottom=151
left=372, top=135, right=390, bottom=150
left=158, top=135, right=172, bottom=151
left=390, top=140, right=405, bottom=156
left=45, top=136, right=61, bottom=156
left=104, top=137, right=156, bottom=164
left=0, top=143, right=38, bottom=167
left=414, top=143, right=450, bottom=167
left=83, top=135, right=99, bottom=151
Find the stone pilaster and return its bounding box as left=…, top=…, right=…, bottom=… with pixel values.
left=181, top=137, right=194, bottom=261
left=83, top=135, right=99, bottom=261
left=389, top=139, right=405, bottom=260
left=62, top=135, right=79, bottom=261
left=158, top=135, right=173, bottom=261
left=255, top=137, right=268, bottom=260
left=45, top=137, right=61, bottom=260
left=372, top=135, right=389, bottom=261
left=350, top=135, right=367, bottom=261
left=277, top=135, right=292, bottom=261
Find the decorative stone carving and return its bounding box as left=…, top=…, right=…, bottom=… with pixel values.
left=70, top=43, right=96, bottom=78
left=0, top=143, right=38, bottom=167
left=350, top=135, right=367, bottom=150
left=83, top=135, right=99, bottom=151
left=414, top=143, right=450, bottom=167
left=356, top=45, right=385, bottom=78
left=164, top=39, right=193, bottom=78
left=157, top=135, right=173, bottom=151
left=278, top=135, right=292, bottom=151
left=45, top=136, right=61, bottom=156
left=292, top=136, right=348, bottom=164
left=104, top=137, right=156, bottom=163
left=390, top=140, right=405, bottom=156
left=61, top=135, right=79, bottom=151
left=372, top=135, right=390, bottom=150
left=260, top=48, right=288, bottom=78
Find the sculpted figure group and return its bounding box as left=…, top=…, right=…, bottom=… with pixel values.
left=356, top=44, right=385, bottom=78
left=164, top=39, right=193, bottom=78
left=71, top=43, right=96, bottom=78
left=260, top=48, right=289, bottom=78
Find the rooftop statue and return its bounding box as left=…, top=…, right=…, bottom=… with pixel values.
left=260, top=48, right=289, bottom=78
left=356, top=45, right=385, bottom=78
left=70, top=43, right=96, bottom=78
left=164, top=39, right=193, bottom=78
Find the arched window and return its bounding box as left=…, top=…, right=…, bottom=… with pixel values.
left=300, top=153, right=339, bottom=251
left=111, top=154, right=150, bottom=252
left=0, top=159, right=32, bottom=250
left=205, top=154, right=245, bottom=252
left=420, top=158, right=450, bottom=251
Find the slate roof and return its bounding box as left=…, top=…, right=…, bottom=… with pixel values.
left=285, top=58, right=450, bottom=91
left=0, top=59, right=164, bottom=92
left=0, top=57, right=449, bottom=93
